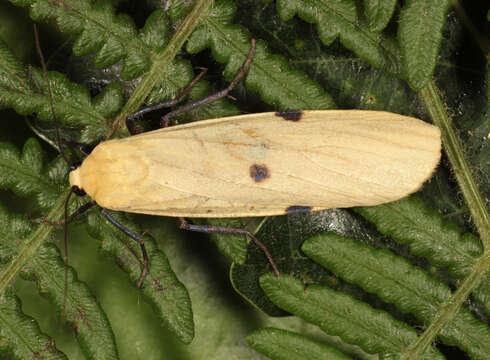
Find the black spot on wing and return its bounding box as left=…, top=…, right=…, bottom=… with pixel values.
left=250, top=164, right=269, bottom=182
left=285, top=205, right=312, bottom=214
left=275, top=110, right=303, bottom=121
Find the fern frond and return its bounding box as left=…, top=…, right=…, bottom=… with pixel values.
left=364, top=0, right=397, bottom=32
left=187, top=0, right=336, bottom=110
left=86, top=210, right=194, bottom=343
left=0, top=290, right=67, bottom=359
left=0, top=39, right=122, bottom=143
left=273, top=0, right=403, bottom=76
left=356, top=197, right=482, bottom=279
left=358, top=195, right=490, bottom=316
left=0, top=203, right=118, bottom=359
left=302, top=232, right=490, bottom=359
left=0, top=139, right=67, bottom=211
left=398, top=0, right=451, bottom=90
left=9, top=0, right=170, bottom=80
left=248, top=327, right=352, bottom=360
left=260, top=274, right=445, bottom=359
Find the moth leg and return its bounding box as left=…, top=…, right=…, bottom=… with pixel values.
left=160, top=39, right=256, bottom=127
left=178, top=217, right=279, bottom=277
left=100, top=208, right=149, bottom=288
left=126, top=68, right=208, bottom=135
left=43, top=200, right=96, bottom=225
left=52, top=200, right=146, bottom=276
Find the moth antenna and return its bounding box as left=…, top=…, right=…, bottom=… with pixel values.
left=61, top=186, right=76, bottom=320
left=34, top=24, right=74, bottom=321
left=33, top=24, right=70, bottom=167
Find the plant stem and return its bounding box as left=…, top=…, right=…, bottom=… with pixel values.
left=420, top=80, right=489, bottom=248
left=401, top=80, right=490, bottom=359
left=402, top=254, right=490, bottom=359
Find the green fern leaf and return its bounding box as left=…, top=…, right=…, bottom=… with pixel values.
left=398, top=0, right=451, bottom=90
left=27, top=244, right=120, bottom=359
left=0, top=290, right=67, bottom=359
left=363, top=0, right=397, bottom=32
left=140, top=9, right=171, bottom=51
left=274, top=0, right=403, bottom=76
left=0, top=39, right=122, bottom=143
left=247, top=327, right=352, bottom=360
left=0, top=203, right=119, bottom=359
left=9, top=0, right=199, bottom=109
left=187, top=0, right=335, bottom=110
left=260, top=273, right=445, bottom=359
left=0, top=139, right=65, bottom=211
left=355, top=197, right=482, bottom=279
left=302, top=233, right=490, bottom=359
left=475, top=278, right=490, bottom=316
left=168, top=0, right=192, bottom=21
left=9, top=0, right=171, bottom=80
left=86, top=210, right=194, bottom=343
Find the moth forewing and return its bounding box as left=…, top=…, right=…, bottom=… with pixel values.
left=69, top=110, right=441, bottom=218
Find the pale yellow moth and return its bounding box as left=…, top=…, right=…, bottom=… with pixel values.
left=69, top=110, right=441, bottom=218
left=36, top=32, right=440, bottom=282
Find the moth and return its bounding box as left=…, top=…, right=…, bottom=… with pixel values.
left=37, top=35, right=440, bottom=285
left=69, top=110, right=441, bottom=218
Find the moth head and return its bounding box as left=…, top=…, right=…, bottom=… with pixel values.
left=68, top=166, right=85, bottom=196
